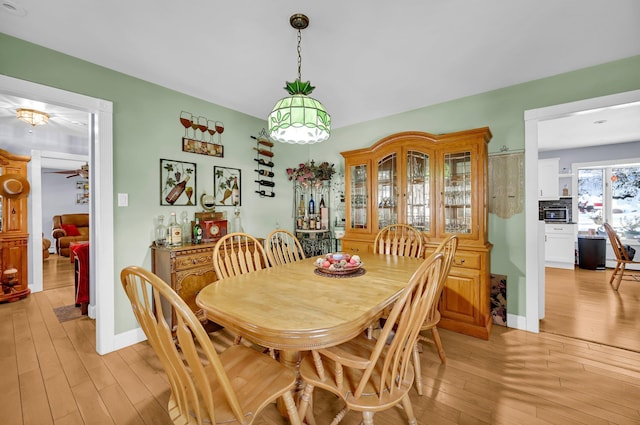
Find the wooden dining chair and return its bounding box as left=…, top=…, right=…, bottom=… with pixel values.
left=367, top=223, right=425, bottom=339
left=212, top=232, right=270, bottom=279
left=413, top=234, right=458, bottom=395
left=297, top=252, right=444, bottom=425
left=212, top=232, right=271, bottom=347
left=120, top=266, right=302, bottom=425
left=265, top=228, right=306, bottom=266
left=603, top=222, right=640, bottom=290
left=374, top=223, right=424, bottom=258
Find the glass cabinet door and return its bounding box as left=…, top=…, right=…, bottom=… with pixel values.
left=350, top=163, right=369, bottom=229
left=377, top=153, right=397, bottom=229
left=405, top=150, right=430, bottom=232
left=443, top=150, right=472, bottom=234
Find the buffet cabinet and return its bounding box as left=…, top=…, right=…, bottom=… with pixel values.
left=151, top=239, right=263, bottom=329
left=0, top=149, right=30, bottom=303
left=340, top=128, right=493, bottom=339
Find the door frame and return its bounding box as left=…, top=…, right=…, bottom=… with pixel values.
left=524, top=88, right=640, bottom=332
left=0, top=74, right=116, bottom=354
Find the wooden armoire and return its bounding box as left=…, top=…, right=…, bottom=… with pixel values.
left=0, top=148, right=31, bottom=302
left=340, top=128, right=493, bottom=339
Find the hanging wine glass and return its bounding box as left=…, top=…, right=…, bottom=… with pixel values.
left=215, top=121, right=224, bottom=144
left=179, top=111, right=193, bottom=138
left=197, top=116, right=208, bottom=142
left=207, top=119, right=216, bottom=143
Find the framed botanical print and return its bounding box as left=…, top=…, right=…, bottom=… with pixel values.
left=160, top=159, right=197, bottom=206
left=214, top=166, right=241, bottom=206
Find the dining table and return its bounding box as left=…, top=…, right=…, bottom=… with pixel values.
left=195, top=252, right=424, bottom=366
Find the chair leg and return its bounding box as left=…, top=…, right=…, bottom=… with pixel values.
left=297, top=384, right=314, bottom=425
left=281, top=390, right=302, bottom=425
left=612, top=263, right=626, bottom=291
left=412, top=342, right=423, bottom=396
left=400, top=394, right=418, bottom=425
left=330, top=406, right=349, bottom=425
left=431, top=327, right=447, bottom=364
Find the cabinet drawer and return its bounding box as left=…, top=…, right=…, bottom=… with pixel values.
left=545, top=224, right=575, bottom=234
left=175, top=252, right=213, bottom=271
left=425, top=248, right=481, bottom=270
left=342, top=239, right=371, bottom=254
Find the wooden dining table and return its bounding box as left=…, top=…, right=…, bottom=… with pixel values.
left=195, top=252, right=424, bottom=361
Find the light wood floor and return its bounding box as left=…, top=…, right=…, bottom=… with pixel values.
left=541, top=266, right=640, bottom=353
left=42, top=254, right=75, bottom=291
left=2, top=265, right=640, bottom=424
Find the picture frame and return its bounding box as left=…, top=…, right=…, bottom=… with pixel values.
left=76, top=193, right=89, bottom=204
left=214, top=166, right=241, bottom=206
left=182, top=137, right=224, bottom=158
left=160, top=159, right=197, bottom=206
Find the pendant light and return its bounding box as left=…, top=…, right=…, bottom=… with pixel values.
left=268, top=14, right=331, bottom=145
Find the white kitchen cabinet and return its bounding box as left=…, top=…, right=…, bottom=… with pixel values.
left=538, top=158, right=559, bottom=200
left=545, top=223, right=576, bottom=269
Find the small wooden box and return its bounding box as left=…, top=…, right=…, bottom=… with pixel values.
left=195, top=211, right=225, bottom=222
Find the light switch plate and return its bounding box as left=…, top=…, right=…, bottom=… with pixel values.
left=117, top=193, right=128, bottom=207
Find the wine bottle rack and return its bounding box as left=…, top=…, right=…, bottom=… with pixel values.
left=252, top=129, right=275, bottom=198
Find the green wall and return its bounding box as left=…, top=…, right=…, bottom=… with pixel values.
left=2, top=32, right=639, bottom=332
left=311, top=54, right=640, bottom=315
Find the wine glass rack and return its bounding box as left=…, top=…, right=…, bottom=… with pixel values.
left=252, top=129, right=275, bottom=198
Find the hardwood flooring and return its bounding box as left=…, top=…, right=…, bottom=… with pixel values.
left=2, top=275, right=640, bottom=424
left=541, top=266, right=640, bottom=353
left=42, top=254, right=74, bottom=291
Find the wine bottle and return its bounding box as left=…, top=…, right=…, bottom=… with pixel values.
left=231, top=177, right=240, bottom=206
left=254, top=158, right=274, bottom=168
left=309, top=194, right=315, bottom=215
left=165, top=175, right=190, bottom=204
left=253, top=147, right=274, bottom=157
left=255, top=180, right=275, bottom=187
left=193, top=218, right=203, bottom=244
left=250, top=135, right=275, bottom=147
left=320, top=194, right=326, bottom=208
left=298, top=194, right=305, bottom=217
left=255, top=190, right=275, bottom=197
left=254, top=169, right=275, bottom=177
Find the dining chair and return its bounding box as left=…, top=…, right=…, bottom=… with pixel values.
left=373, top=223, right=424, bottom=258
left=413, top=234, right=458, bottom=395
left=213, top=232, right=271, bottom=348
left=297, top=252, right=444, bottom=425
left=367, top=223, right=424, bottom=339
left=120, top=266, right=302, bottom=425
left=603, top=222, right=640, bottom=290
left=265, top=228, right=306, bottom=266
left=212, top=232, right=270, bottom=279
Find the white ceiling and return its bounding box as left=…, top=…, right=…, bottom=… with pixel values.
left=1, top=0, right=639, bottom=156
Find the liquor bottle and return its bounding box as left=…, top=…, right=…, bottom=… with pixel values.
left=165, top=175, right=190, bottom=205
left=231, top=177, right=240, bottom=206
left=254, top=169, right=275, bottom=177
left=254, top=158, right=274, bottom=167
left=298, top=194, right=305, bottom=217
left=309, top=194, right=315, bottom=215
left=168, top=212, right=182, bottom=246
left=154, top=215, right=167, bottom=247
left=193, top=218, right=203, bottom=244
left=315, top=216, right=321, bottom=230
left=319, top=194, right=326, bottom=208
left=254, top=180, right=275, bottom=187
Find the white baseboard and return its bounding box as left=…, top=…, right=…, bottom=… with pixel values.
left=112, top=327, right=147, bottom=352
left=506, top=313, right=528, bottom=331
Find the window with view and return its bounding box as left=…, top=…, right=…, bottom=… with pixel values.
left=577, top=162, right=640, bottom=239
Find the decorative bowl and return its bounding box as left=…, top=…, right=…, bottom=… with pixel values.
left=314, top=252, right=363, bottom=275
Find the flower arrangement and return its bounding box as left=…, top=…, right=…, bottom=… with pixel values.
left=286, top=160, right=336, bottom=183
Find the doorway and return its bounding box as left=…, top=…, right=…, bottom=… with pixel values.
left=0, top=74, right=116, bottom=355
left=524, top=88, right=640, bottom=334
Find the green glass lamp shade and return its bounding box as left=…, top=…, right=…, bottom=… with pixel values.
left=268, top=80, right=331, bottom=144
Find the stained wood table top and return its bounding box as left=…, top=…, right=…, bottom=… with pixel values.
left=196, top=253, right=424, bottom=351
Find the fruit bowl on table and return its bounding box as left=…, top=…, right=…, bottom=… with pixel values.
left=314, top=253, right=363, bottom=275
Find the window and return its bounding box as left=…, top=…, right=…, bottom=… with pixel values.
left=576, top=161, right=640, bottom=238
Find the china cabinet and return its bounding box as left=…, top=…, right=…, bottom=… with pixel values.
left=341, top=128, right=493, bottom=339
left=0, top=149, right=31, bottom=303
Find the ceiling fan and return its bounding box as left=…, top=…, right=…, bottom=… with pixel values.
left=49, top=163, right=89, bottom=179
